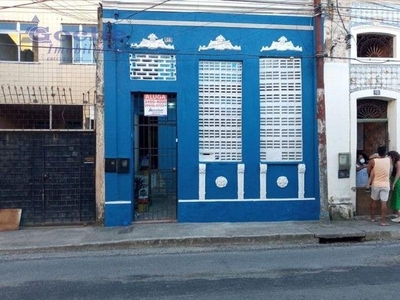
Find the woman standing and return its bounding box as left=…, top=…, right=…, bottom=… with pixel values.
left=387, top=151, right=400, bottom=222
left=356, top=153, right=369, bottom=188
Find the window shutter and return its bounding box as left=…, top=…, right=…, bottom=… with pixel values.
left=260, top=58, right=303, bottom=161
left=199, top=61, right=242, bottom=161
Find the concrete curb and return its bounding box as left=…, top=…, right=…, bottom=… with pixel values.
left=1, top=220, right=399, bottom=255
left=0, top=233, right=319, bottom=255
left=363, top=230, right=400, bottom=241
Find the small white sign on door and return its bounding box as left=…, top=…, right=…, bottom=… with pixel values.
left=144, top=94, right=168, bottom=116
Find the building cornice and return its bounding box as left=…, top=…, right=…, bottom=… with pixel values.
left=102, top=0, right=314, bottom=16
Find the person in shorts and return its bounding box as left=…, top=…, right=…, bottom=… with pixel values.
left=367, top=145, right=392, bottom=226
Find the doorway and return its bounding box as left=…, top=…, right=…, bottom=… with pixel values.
left=133, top=93, right=177, bottom=221
left=356, top=99, right=388, bottom=215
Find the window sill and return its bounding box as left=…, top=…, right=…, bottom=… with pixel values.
left=351, top=57, right=400, bottom=64
left=59, top=62, right=96, bottom=65
left=0, top=61, right=40, bottom=64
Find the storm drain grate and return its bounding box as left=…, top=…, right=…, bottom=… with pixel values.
left=318, top=236, right=365, bottom=244
left=315, top=231, right=365, bottom=244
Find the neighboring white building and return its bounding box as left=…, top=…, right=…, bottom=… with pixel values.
left=0, top=0, right=97, bottom=110
left=0, top=1, right=100, bottom=225
left=324, top=0, right=400, bottom=217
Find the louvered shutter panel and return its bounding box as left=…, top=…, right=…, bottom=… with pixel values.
left=199, top=61, right=242, bottom=161
left=260, top=58, right=303, bottom=161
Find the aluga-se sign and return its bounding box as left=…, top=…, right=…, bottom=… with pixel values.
left=144, top=94, right=168, bottom=117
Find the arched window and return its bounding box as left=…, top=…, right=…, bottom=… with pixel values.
left=357, top=33, right=394, bottom=58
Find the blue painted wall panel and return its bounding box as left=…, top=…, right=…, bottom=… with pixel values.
left=103, top=9, right=319, bottom=225
left=178, top=200, right=319, bottom=222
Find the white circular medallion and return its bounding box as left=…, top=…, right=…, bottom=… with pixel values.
left=215, top=176, right=228, bottom=188
left=277, top=176, right=288, bottom=188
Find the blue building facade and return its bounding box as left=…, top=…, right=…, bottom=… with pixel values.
left=102, top=3, right=319, bottom=226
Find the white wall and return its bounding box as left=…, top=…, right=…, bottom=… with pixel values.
left=324, top=62, right=353, bottom=205
left=388, top=99, right=399, bottom=151
left=327, top=63, right=400, bottom=209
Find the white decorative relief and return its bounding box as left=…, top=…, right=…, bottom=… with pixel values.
left=199, top=35, right=241, bottom=51
left=199, top=164, right=206, bottom=200
left=260, top=36, right=302, bottom=52
left=215, top=176, right=228, bottom=188
left=277, top=176, right=288, bottom=188
left=237, top=164, right=245, bottom=200
left=260, top=164, right=267, bottom=199
left=298, top=164, right=306, bottom=199
left=131, top=33, right=175, bottom=50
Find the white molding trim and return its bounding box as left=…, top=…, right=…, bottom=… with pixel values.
left=260, top=163, right=267, bottom=199
left=298, top=163, right=306, bottom=199
left=105, top=201, right=131, bottom=205
left=179, top=198, right=316, bottom=203
left=103, top=19, right=313, bottom=31
left=237, top=164, right=245, bottom=199
left=199, top=163, right=206, bottom=200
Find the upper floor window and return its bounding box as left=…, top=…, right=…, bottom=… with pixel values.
left=0, top=22, right=38, bottom=62
left=357, top=33, right=394, bottom=58
left=60, top=24, right=97, bottom=64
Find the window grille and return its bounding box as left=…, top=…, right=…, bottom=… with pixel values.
left=130, top=54, right=176, bottom=81
left=199, top=61, right=242, bottom=161
left=260, top=58, right=303, bottom=161
left=0, top=104, right=95, bottom=131
left=357, top=34, right=394, bottom=58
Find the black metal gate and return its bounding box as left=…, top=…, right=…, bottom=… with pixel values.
left=133, top=93, right=177, bottom=221
left=0, top=132, right=95, bottom=225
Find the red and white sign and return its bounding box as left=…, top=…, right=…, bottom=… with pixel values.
left=144, top=94, right=168, bottom=116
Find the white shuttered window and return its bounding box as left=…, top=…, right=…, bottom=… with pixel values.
left=199, top=61, right=242, bottom=161
left=260, top=58, right=303, bottom=161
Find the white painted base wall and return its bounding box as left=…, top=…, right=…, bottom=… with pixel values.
left=325, top=62, right=400, bottom=218
left=324, top=62, right=354, bottom=213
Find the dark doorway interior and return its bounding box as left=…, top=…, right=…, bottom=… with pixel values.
left=356, top=99, right=392, bottom=216
left=133, top=93, right=177, bottom=222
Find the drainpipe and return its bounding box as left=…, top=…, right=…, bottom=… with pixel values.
left=314, top=0, right=329, bottom=223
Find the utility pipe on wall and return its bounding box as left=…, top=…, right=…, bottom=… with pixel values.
left=314, top=0, right=329, bottom=223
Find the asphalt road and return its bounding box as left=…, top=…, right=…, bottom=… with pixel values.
left=1, top=241, right=400, bottom=300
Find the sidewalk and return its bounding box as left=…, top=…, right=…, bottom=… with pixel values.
left=1, top=218, right=400, bottom=254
